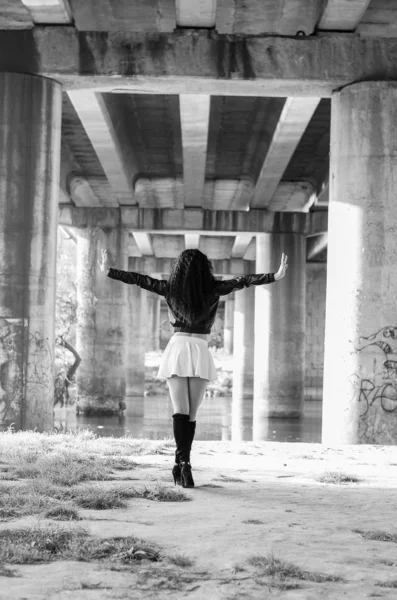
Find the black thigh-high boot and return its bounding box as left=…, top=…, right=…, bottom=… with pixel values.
left=172, top=413, right=194, bottom=488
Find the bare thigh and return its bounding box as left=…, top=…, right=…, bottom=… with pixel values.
left=167, top=376, right=209, bottom=420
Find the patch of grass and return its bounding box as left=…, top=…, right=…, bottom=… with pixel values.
left=0, top=482, right=62, bottom=521
left=70, top=485, right=137, bottom=510
left=376, top=580, right=397, bottom=588
left=248, top=554, right=343, bottom=584
left=139, top=484, right=191, bottom=502
left=43, top=505, right=81, bottom=521
left=0, top=524, right=88, bottom=564
left=354, top=529, right=397, bottom=543
left=0, top=524, right=162, bottom=566
left=198, top=483, right=224, bottom=488
left=315, top=471, right=360, bottom=484
left=243, top=519, right=264, bottom=525
left=213, top=475, right=245, bottom=483
left=168, top=554, right=195, bottom=567
left=104, top=457, right=139, bottom=471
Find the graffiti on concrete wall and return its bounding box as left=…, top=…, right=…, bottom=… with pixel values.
left=354, top=326, right=397, bottom=442
left=0, top=318, right=27, bottom=428
left=26, top=331, right=53, bottom=413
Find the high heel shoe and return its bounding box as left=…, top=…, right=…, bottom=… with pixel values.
left=180, top=461, right=194, bottom=488
left=172, top=463, right=182, bottom=486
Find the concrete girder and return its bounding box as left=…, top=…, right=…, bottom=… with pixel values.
left=317, top=0, right=372, bottom=31
left=68, top=0, right=176, bottom=32
left=250, top=98, right=320, bottom=210
left=0, top=0, right=33, bottom=29
left=67, top=91, right=135, bottom=205
left=180, top=94, right=210, bottom=208
left=60, top=142, right=106, bottom=207
left=59, top=205, right=328, bottom=236
left=132, top=233, right=154, bottom=256
left=135, top=178, right=185, bottom=209
left=215, top=0, right=322, bottom=36
left=231, top=235, right=253, bottom=259
left=21, top=0, right=72, bottom=24
left=3, top=30, right=397, bottom=96
left=128, top=257, right=256, bottom=276
left=151, top=234, right=185, bottom=259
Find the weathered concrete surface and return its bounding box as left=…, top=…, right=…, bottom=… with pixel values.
left=2, top=29, right=397, bottom=95
left=0, top=0, right=33, bottom=29
left=253, top=233, right=306, bottom=426
left=146, top=294, right=160, bottom=352
left=2, top=439, right=397, bottom=600
left=232, top=288, right=255, bottom=440
left=59, top=206, right=327, bottom=235
left=76, top=228, right=128, bottom=415
left=323, top=81, right=397, bottom=445
left=0, top=73, right=61, bottom=431
left=128, top=257, right=256, bottom=276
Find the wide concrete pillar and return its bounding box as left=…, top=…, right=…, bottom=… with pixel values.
left=223, top=295, right=235, bottom=354
left=253, top=233, right=306, bottom=438
left=0, top=73, right=61, bottom=431
left=231, top=287, right=255, bottom=440
left=323, top=82, right=397, bottom=445
left=126, top=285, right=148, bottom=403
left=146, top=294, right=160, bottom=352
left=76, top=228, right=128, bottom=415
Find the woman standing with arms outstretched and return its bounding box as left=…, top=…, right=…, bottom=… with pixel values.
left=99, top=249, right=288, bottom=488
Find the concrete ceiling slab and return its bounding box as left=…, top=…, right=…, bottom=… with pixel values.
left=0, top=0, right=33, bottom=28
left=318, top=0, right=372, bottom=30
left=151, top=234, right=185, bottom=258
left=176, top=0, right=216, bottom=27
left=21, top=0, right=72, bottom=24
left=199, top=236, right=236, bottom=259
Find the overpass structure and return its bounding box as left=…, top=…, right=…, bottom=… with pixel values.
left=0, top=0, right=396, bottom=444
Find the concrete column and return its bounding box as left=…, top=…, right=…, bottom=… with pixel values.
left=231, top=287, right=255, bottom=440
left=223, top=295, right=235, bottom=354
left=76, top=228, right=128, bottom=415
left=146, top=294, right=160, bottom=352
left=323, top=81, right=397, bottom=445
left=0, top=73, right=61, bottom=431
left=253, top=233, right=306, bottom=437
left=126, top=285, right=148, bottom=404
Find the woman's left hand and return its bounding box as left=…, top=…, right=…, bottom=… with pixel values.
left=274, top=253, right=288, bottom=280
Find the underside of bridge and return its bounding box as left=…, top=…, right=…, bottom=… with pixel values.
left=0, top=0, right=396, bottom=444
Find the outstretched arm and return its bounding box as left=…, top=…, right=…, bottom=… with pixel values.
left=215, top=253, right=288, bottom=296
left=98, top=250, right=167, bottom=297
left=274, top=253, right=288, bottom=280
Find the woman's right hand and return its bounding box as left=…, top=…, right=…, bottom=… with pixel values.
left=98, top=249, right=110, bottom=273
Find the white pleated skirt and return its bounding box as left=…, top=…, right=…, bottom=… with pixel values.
left=157, top=334, right=217, bottom=382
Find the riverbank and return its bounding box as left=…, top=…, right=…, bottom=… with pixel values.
left=1, top=431, right=397, bottom=599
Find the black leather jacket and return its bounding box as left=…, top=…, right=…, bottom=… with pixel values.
left=108, top=268, right=275, bottom=335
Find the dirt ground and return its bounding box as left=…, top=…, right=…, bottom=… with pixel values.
left=1, top=440, right=397, bottom=600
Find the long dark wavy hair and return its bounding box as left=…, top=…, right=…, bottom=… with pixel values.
left=167, top=249, right=215, bottom=321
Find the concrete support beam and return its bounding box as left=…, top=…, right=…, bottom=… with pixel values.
left=253, top=232, right=306, bottom=432
left=59, top=205, right=326, bottom=235
left=76, top=228, right=128, bottom=415
left=232, top=288, right=256, bottom=440
left=67, top=91, right=134, bottom=205
left=180, top=95, right=210, bottom=207
left=21, top=0, right=72, bottom=24
left=323, top=82, right=397, bottom=445
left=223, top=295, right=234, bottom=354
left=251, top=98, right=320, bottom=210
left=126, top=286, right=147, bottom=400
left=3, top=30, right=397, bottom=97
left=317, top=0, right=371, bottom=31
left=147, top=295, right=161, bottom=352
left=128, top=257, right=256, bottom=276
left=0, top=73, right=61, bottom=432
